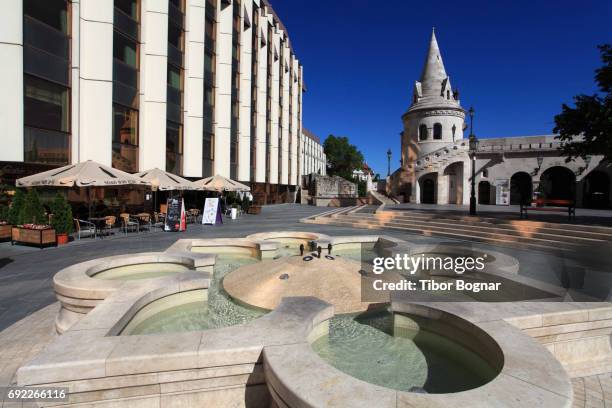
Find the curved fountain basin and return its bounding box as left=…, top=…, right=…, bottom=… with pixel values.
left=52, top=252, right=214, bottom=333
left=310, top=307, right=502, bottom=393
left=120, top=253, right=265, bottom=335
left=91, top=262, right=192, bottom=280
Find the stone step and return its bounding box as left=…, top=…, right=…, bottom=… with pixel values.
left=315, top=218, right=565, bottom=252
left=336, top=215, right=581, bottom=250
left=342, top=213, right=612, bottom=243
left=376, top=210, right=612, bottom=238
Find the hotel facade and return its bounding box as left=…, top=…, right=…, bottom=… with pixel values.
left=0, top=0, right=309, bottom=204
left=301, top=128, right=326, bottom=177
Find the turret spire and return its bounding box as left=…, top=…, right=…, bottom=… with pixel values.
left=419, top=28, right=448, bottom=97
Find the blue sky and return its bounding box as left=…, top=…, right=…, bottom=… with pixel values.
left=270, top=0, right=612, bottom=176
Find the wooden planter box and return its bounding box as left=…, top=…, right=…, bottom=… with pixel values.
left=0, top=224, right=11, bottom=241
left=247, top=206, right=262, bottom=215
left=12, top=227, right=57, bottom=248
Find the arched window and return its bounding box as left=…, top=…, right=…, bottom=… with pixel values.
left=433, top=123, right=442, bottom=140
left=419, top=124, right=428, bottom=141
left=446, top=90, right=450, bottom=99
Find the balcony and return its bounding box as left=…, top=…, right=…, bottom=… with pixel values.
left=168, top=43, right=184, bottom=68
left=24, top=16, right=69, bottom=60
left=114, top=8, right=139, bottom=40
left=113, top=59, right=138, bottom=88
left=168, top=2, right=185, bottom=29
left=24, top=46, right=69, bottom=86
left=112, top=81, right=139, bottom=108
left=24, top=127, right=70, bottom=165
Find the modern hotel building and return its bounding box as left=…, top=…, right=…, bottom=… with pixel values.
left=0, top=0, right=307, bottom=203
left=301, top=128, right=326, bottom=176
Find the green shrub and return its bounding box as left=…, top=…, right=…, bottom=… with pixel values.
left=50, top=193, right=74, bottom=234
left=20, top=189, right=46, bottom=225
left=0, top=205, right=8, bottom=222
left=357, top=181, right=367, bottom=197
left=8, top=189, right=25, bottom=225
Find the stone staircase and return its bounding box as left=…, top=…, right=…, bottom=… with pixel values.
left=369, top=191, right=399, bottom=205
left=302, top=205, right=612, bottom=252
left=412, top=140, right=469, bottom=174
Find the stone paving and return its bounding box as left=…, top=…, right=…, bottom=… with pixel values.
left=0, top=303, right=57, bottom=407
left=1, top=203, right=611, bottom=407
left=571, top=374, right=612, bottom=407
left=0, top=204, right=410, bottom=332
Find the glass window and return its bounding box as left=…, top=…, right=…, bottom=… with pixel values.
left=24, top=127, right=69, bottom=165
left=419, top=124, right=428, bottom=141
left=168, top=23, right=183, bottom=50
left=204, top=84, right=214, bottom=106
left=166, top=121, right=183, bottom=174
left=114, top=32, right=138, bottom=68
left=167, top=65, right=182, bottom=89
left=205, top=19, right=215, bottom=41
left=24, top=75, right=69, bottom=132
left=115, top=0, right=138, bottom=20
left=166, top=121, right=183, bottom=154
left=112, top=104, right=138, bottom=146
left=112, top=143, right=138, bottom=172
left=24, top=0, right=68, bottom=34
left=204, top=51, right=214, bottom=77
left=433, top=123, right=442, bottom=140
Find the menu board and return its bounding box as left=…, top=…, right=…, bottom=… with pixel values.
left=202, top=197, right=222, bottom=225
left=495, top=179, right=510, bottom=205
left=164, top=198, right=181, bottom=231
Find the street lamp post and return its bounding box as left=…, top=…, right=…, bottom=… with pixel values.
left=386, top=149, right=392, bottom=177
left=468, top=107, right=479, bottom=216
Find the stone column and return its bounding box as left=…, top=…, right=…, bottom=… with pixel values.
left=437, top=173, right=449, bottom=204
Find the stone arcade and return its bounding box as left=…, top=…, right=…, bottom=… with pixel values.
left=389, top=29, right=612, bottom=208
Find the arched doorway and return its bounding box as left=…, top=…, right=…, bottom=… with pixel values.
left=444, top=162, right=464, bottom=204
left=419, top=173, right=437, bottom=204
left=510, top=172, right=532, bottom=205
left=478, top=181, right=491, bottom=204
left=540, top=166, right=576, bottom=201
left=583, top=171, right=610, bottom=208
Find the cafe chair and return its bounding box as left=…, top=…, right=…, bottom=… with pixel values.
left=119, top=213, right=139, bottom=234
left=74, top=219, right=96, bottom=240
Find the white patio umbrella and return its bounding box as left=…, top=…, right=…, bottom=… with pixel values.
left=16, top=160, right=149, bottom=188
left=135, top=168, right=201, bottom=191
left=193, top=174, right=251, bottom=193
left=135, top=167, right=201, bottom=212
left=16, top=160, right=151, bottom=218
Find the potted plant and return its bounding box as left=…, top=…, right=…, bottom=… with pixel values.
left=50, top=193, right=73, bottom=245
left=0, top=204, right=9, bottom=241
left=8, top=189, right=25, bottom=226
left=20, top=189, right=46, bottom=225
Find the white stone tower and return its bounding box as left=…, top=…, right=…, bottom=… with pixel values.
left=402, top=29, right=465, bottom=163
left=390, top=29, right=468, bottom=204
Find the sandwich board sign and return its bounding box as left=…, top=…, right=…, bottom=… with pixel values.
left=202, top=197, right=222, bottom=225
left=164, top=197, right=182, bottom=231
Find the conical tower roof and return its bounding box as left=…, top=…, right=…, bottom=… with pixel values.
left=420, top=28, right=447, bottom=97
left=406, top=28, right=463, bottom=114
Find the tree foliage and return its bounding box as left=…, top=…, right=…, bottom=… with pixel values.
left=323, top=135, right=364, bottom=180
left=20, top=189, right=46, bottom=225
left=7, top=189, right=25, bottom=225
left=50, top=193, right=74, bottom=234
left=554, top=44, right=612, bottom=162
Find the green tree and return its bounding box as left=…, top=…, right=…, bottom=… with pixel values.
left=554, top=44, right=612, bottom=162
left=20, top=189, right=46, bottom=225
left=323, top=135, right=364, bottom=179
left=8, top=189, right=25, bottom=225
left=50, top=193, right=74, bottom=234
